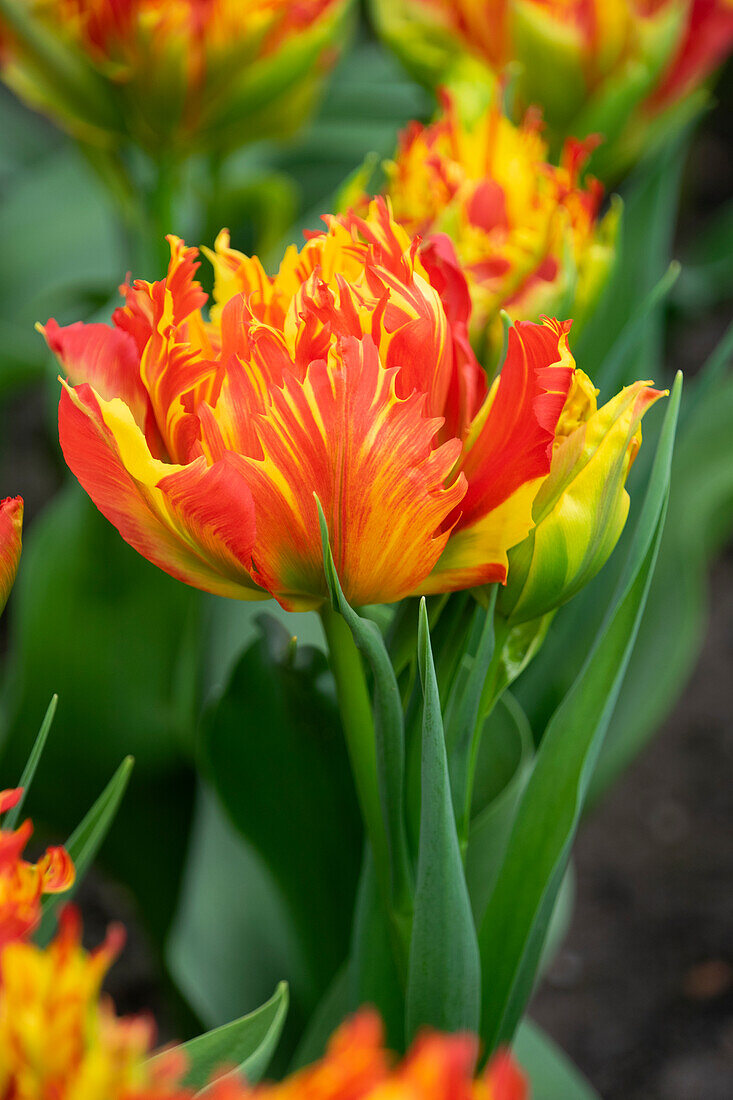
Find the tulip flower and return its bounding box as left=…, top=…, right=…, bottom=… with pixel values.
left=0, top=786, right=75, bottom=949
left=205, top=1010, right=527, bottom=1100
left=0, top=905, right=190, bottom=1099
left=499, top=371, right=664, bottom=623
left=0, top=495, right=22, bottom=615
left=351, top=91, right=617, bottom=358
left=372, top=0, right=733, bottom=175
left=0, top=0, right=352, bottom=151
left=43, top=200, right=584, bottom=611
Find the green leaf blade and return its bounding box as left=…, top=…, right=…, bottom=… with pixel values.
left=3, top=694, right=57, bottom=830
left=156, top=982, right=289, bottom=1093
left=478, top=376, right=681, bottom=1052
left=36, top=755, right=134, bottom=943
left=406, top=600, right=480, bottom=1039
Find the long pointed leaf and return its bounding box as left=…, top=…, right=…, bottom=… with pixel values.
left=3, top=694, right=57, bottom=830
left=478, top=375, right=681, bottom=1052
left=37, top=755, right=134, bottom=943
left=444, top=589, right=497, bottom=829
left=595, top=261, right=679, bottom=392
left=165, top=982, right=289, bottom=1092
left=406, top=600, right=480, bottom=1039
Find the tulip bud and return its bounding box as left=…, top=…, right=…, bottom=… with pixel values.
left=0, top=495, right=22, bottom=615
left=498, top=372, right=664, bottom=623
left=0, top=0, right=353, bottom=153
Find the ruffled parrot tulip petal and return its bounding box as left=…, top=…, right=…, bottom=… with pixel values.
left=46, top=201, right=580, bottom=610
left=0, top=496, right=22, bottom=615
left=0, top=906, right=191, bottom=1099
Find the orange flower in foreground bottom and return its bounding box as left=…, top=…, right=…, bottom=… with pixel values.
left=43, top=201, right=577, bottom=610
left=0, top=495, right=22, bottom=614
left=207, top=1011, right=527, bottom=1100
left=0, top=906, right=189, bottom=1099
left=0, top=787, right=75, bottom=950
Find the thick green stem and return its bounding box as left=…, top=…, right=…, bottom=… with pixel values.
left=320, top=607, right=392, bottom=908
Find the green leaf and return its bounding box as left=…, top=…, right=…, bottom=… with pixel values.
left=513, top=1018, right=600, bottom=1100
left=348, top=848, right=405, bottom=1052
left=289, top=967, right=350, bottom=1071
left=592, top=260, right=679, bottom=393
left=406, top=599, right=480, bottom=1038
left=478, top=375, right=681, bottom=1053
left=1, top=487, right=200, bottom=943
left=444, top=589, right=497, bottom=828
left=465, top=694, right=533, bottom=924
left=37, top=755, right=134, bottom=943
left=201, top=616, right=362, bottom=1001
left=160, top=983, right=289, bottom=1092
left=167, top=786, right=307, bottom=1044
left=3, top=694, right=57, bottom=830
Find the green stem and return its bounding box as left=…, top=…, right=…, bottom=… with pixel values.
left=319, top=606, right=392, bottom=912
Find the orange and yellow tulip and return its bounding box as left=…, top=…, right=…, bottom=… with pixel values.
left=0, top=0, right=352, bottom=150
left=43, top=200, right=581, bottom=611
left=0, top=787, right=75, bottom=950
left=0, top=929, right=528, bottom=1100
left=0, top=905, right=189, bottom=1099
left=350, top=91, right=617, bottom=357
left=0, top=495, right=22, bottom=615
left=372, top=0, right=733, bottom=175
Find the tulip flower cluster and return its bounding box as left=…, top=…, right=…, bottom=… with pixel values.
left=0, top=0, right=351, bottom=150
left=373, top=0, right=733, bottom=174
left=352, top=91, right=617, bottom=357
